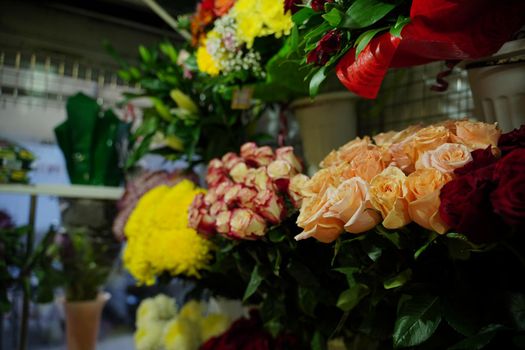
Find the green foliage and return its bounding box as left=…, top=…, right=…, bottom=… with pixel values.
left=112, top=41, right=264, bottom=168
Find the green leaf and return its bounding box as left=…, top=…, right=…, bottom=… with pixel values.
left=243, top=265, right=263, bottom=302
left=414, top=232, right=438, bottom=260
left=265, top=318, right=284, bottom=338
left=287, top=260, right=319, bottom=288
left=292, top=7, right=317, bottom=25
left=341, top=0, right=397, bottom=29
left=448, top=324, right=504, bottom=350
left=289, top=25, right=299, bottom=53
left=309, top=66, right=327, bottom=96
left=509, top=293, right=525, bottom=331
left=336, top=283, right=370, bottom=312
left=138, top=45, right=152, bottom=63
left=322, top=8, right=343, bottom=27
left=298, top=286, right=318, bottom=316
left=384, top=269, right=412, bottom=290
left=443, top=298, right=481, bottom=337
left=354, top=27, right=388, bottom=57
left=334, top=267, right=360, bottom=286
left=332, top=238, right=342, bottom=266
left=311, top=330, right=327, bottom=350
left=268, top=229, right=287, bottom=243
left=390, top=16, right=411, bottom=38
left=393, top=295, right=442, bottom=348
left=117, top=69, right=131, bottom=81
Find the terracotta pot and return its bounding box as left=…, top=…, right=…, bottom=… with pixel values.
left=466, top=38, right=525, bottom=132
left=64, top=292, right=111, bottom=350
left=291, top=92, right=359, bottom=175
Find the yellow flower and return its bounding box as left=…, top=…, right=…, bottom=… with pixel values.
left=232, top=0, right=293, bottom=48
left=123, top=180, right=212, bottom=285
left=136, top=295, right=177, bottom=327
left=135, top=320, right=166, bottom=350
left=178, top=300, right=204, bottom=323
left=197, top=44, right=220, bottom=76
left=200, top=314, right=230, bottom=342
left=163, top=318, right=200, bottom=350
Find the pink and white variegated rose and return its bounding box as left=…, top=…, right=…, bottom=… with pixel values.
left=189, top=143, right=305, bottom=239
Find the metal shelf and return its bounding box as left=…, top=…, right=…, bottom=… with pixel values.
left=0, top=183, right=123, bottom=200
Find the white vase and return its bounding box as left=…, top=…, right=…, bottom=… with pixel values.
left=467, top=38, right=525, bottom=132
left=291, top=92, right=359, bottom=175
left=63, top=292, right=111, bottom=350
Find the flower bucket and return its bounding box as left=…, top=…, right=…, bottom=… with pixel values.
left=466, top=38, right=525, bottom=132
left=64, top=292, right=111, bottom=350
left=291, top=92, right=358, bottom=174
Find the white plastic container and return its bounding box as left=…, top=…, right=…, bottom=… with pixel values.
left=467, top=39, right=525, bottom=132
left=291, top=92, right=358, bottom=174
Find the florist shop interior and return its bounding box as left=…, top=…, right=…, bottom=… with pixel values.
left=1, top=0, right=525, bottom=349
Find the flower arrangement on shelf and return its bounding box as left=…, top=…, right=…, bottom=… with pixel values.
left=134, top=294, right=233, bottom=350
left=292, top=0, right=525, bottom=98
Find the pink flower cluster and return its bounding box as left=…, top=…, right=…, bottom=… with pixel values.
left=189, top=143, right=305, bottom=239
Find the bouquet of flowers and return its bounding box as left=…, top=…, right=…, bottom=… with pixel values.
left=292, top=0, right=525, bottom=98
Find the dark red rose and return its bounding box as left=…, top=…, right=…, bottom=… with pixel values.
left=454, top=146, right=498, bottom=176
left=307, top=30, right=343, bottom=66
left=311, top=0, right=333, bottom=12
left=439, top=166, right=506, bottom=243
left=491, top=149, right=525, bottom=228
left=284, top=0, right=302, bottom=13
left=498, top=125, right=525, bottom=156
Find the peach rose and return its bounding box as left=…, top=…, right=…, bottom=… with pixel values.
left=325, top=177, right=381, bottom=234
left=416, top=143, right=473, bottom=174
left=369, top=167, right=411, bottom=229
left=254, top=189, right=285, bottom=224
left=388, top=138, right=415, bottom=174
left=373, top=130, right=398, bottom=147
left=288, top=174, right=310, bottom=208
left=349, top=149, right=387, bottom=182
left=303, top=168, right=338, bottom=197
left=229, top=162, right=249, bottom=183
left=276, top=146, right=303, bottom=173
left=406, top=168, right=451, bottom=234
left=295, top=187, right=345, bottom=243
left=410, top=125, right=450, bottom=161
left=229, top=208, right=267, bottom=238
left=240, top=142, right=275, bottom=167
left=319, top=137, right=372, bottom=168
left=451, top=120, right=501, bottom=150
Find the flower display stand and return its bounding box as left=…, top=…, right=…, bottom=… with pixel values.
left=291, top=91, right=358, bottom=174
left=467, top=39, right=525, bottom=132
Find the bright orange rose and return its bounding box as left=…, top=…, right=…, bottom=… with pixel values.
left=406, top=168, right=451, bottom=233
left=369, top=167, right=411, bottom=229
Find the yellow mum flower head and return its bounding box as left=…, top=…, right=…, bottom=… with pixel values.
left=124, top=180, right=212, bottom=285
left=197, top=39, right=220, bottom=76
left=163, top=318, right=200, bottom=350
left=178, top=300, right=204, bottom=323
left=200, top=313, right=231, bottom=342
left=232, top=0, right=293, bottom=48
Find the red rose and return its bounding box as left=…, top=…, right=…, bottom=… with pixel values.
left=491, top=149, right=525, bottom=228
left=498, top=125, right=525, bottom=156
left=284, top=0, right=302, bottom=13
left=454, top=146, right=498, bottom=176
left=307, top=30, right=343, bottom=66
left=311, top=0, right=333, bottom=12
left=439, top=165, right=505, bottom=243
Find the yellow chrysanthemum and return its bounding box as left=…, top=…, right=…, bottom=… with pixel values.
left=163, top=318, right=200, bottom=350
left=123, top=180, right=212, bottom=285
left=232, top=0, right=293, bottom=48
left=200, top=314, right=230, bottom=342
left=197, top=44, right=220, bottom=76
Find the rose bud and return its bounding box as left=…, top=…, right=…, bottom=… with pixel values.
left=254, top=190, right=285, bottom=224
left=230, top=162, right=249, bottom=183
left=237, top=186, right=258, bottom=210
left=311, top=0, right=333, bottom=12
left=216, top=210, right=232, bottom=235
left=229, top=208, right=267, bottom=238
left=307, top=30, right=342, bottom=66
left=224, top=183, right=243, bottom=207
left=188, top=193, right=216, bottom=236
left=288, top=174, right=310, bottom=208
left=240, top=143, right=275, bottom=167
left=222, top=152, right=244, bottom=171
left=267, top=160, right=294, bottom=192
left=204, top=187, right=219, bottom=205
left=245, top=167, right=275, bottom=192
left=276, top=146, right=303, bottom=173
left=284, top=0, right=301, bottom=13
left=206, top=158, right=228, bottom=187
left=214, top=180, right=234, bottom=199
